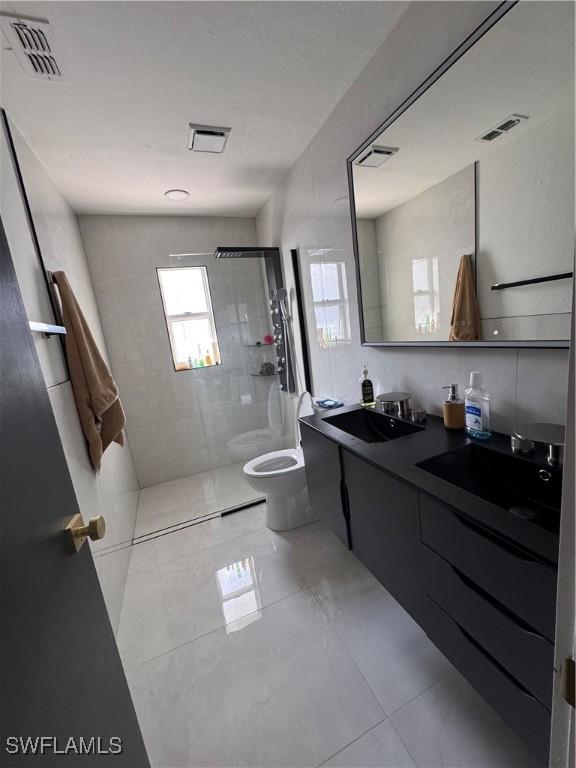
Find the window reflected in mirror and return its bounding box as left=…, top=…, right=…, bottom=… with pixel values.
left=412, top=256, right=440, bottom=335
left=310, top=261, right=351, bottom=348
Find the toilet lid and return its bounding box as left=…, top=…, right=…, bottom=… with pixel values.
left=244, top=448, right=304, bottom=478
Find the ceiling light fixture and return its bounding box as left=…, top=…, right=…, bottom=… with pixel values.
left=164, top=189, right=189, bottom=201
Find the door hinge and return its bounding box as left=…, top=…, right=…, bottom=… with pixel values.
left=561, top=657, right=575, bottom=709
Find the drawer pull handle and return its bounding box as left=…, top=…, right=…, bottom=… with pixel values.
left=457, top=624, right=541, bottom=704
left=451, top=511, right=552, bottom=567
left=450, top=566, right=549, bottom=641
left=430, top=596, right=543, bottom=706
left=340, top=478, right=352, bottom=550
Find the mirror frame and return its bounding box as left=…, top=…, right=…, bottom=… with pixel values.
left=346, top=0, right=572, bottom=349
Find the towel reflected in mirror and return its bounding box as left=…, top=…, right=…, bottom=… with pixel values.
left=449, top=254, right=482, bottom=341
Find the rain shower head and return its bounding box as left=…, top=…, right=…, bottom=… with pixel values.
left=214, top=246, right=281, bottom=259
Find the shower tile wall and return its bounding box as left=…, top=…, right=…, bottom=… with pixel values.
left=80, top=215, right=283, bottom=488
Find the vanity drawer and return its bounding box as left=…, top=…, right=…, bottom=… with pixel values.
left=425, top=594, right=550, bottom=765
left=420, top=494, right=557, bottom=641
left=423, top=546, right=554, bottom=707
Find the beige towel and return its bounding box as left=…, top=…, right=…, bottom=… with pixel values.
left=53, top=271, right=125, bottom=471
left=449, top=254, right=482, bottom=341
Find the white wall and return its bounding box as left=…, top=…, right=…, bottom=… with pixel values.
left=373, top=165, right=474, bottom=341
left=1, top=120, right=139, bottom=634
left=257, top=1, right=570, bottom=433
left=478, top=107, right=574, bottom=340
left=356, top=219, right=383, bottom=340
left=79, top=215, right=283, bottom=487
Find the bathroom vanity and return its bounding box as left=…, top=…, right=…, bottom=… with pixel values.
left=299, top=406, right=560, bottom=764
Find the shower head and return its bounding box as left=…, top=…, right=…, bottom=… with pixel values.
left=277, top=287, right=291, bottom=321
left=214, top=246, right=281, bottom=259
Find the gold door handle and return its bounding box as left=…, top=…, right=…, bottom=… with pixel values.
left=65, top=513, right=106, bottom=553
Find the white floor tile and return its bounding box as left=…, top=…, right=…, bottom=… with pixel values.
left=120, top=494, right=540, bottom=768
left=390, top=670, right=543, bottom=768
left=135, top=462, right=262, bottom=537
left=273, top=520, right=358, bottom=586
left=129, top=503, right=267, bottom=573
left=311, top=565, right=452, bottom=715
left=118, top=525, right=305, bottom=667
left=127, top=590, right=385, bottom=768
left=322, top=720, right=416, bottom=767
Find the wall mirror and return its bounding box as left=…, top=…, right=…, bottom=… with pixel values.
left=348, top=1, right=574, bottom=347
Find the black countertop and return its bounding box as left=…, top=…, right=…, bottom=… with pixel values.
left=299, top=405, right=560, bottom=565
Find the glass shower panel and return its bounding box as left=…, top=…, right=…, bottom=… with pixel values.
left=166, top=252, right=289, bottom=518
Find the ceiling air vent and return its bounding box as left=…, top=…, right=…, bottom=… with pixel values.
left=354, top=145, right=399, bottom=168
left=476, top=113, right=529, bottom=143
left=1, top=16, right=66, bottom=81
left=187, top=124, right=231, bottom=153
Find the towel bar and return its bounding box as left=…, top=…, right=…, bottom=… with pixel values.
left=28, top=320, right=66, bottom=337
left=491, top=271, right=573, bottom=291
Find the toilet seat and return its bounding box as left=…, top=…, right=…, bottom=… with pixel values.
left=243, top=448, right=304, bottom=478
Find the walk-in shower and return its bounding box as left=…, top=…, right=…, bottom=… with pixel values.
left=130, top=245, right=299, bottom=538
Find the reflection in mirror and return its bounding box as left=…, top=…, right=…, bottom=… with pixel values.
left=350, top=2, right=574, bottom=345
left=309, top=260, right=351, bottom=348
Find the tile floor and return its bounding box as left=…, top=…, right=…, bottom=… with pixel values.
left=118, top=503, right=542, bottom=768
left=134, top=462, right=263, bottom=537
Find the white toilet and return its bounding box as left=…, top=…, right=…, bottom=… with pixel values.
left=243, top=446, right=316, bottom=530
left=227, top=383, right=284, bottom=462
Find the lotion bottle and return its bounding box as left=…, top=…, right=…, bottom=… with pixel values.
left=465, top=371, right=491, bottom=439
left=359, top=364, right=375, bottom=407
left=442, top=384, right=465, bottom=430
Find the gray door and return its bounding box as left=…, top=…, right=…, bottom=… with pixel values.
left=0, top=216, right=149, bottom=766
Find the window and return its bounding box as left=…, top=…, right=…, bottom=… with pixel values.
left=310, top=261, right=351, bottom=348
left=411, top=257, right=440, bottom=334
left=157, top=266, right=221, bottom=371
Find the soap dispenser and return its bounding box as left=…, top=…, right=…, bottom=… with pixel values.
left=359, top=364, right=375, bottom=407
left=442, top=384, right=465, bottom=430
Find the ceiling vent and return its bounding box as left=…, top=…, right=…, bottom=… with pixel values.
left=354, top=145, right=399, bottom=168
left=1, top=16, right=66, bottom=81
left=187, top=124, right=231, bottom=153
left=476, top=113, right=529, bottom=143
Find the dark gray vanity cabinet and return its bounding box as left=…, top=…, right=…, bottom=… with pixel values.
left=299, top=414, right=557, bottom=764
left=342, top=451, right=424, bottom=619
left=420, top=494, right=557, bottom=643
left=420, top=494, right=555, bottom=764
left=300, top=423, right=349, bottom=548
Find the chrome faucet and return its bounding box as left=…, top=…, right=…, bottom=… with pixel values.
left=511, top=422, right=565, bottom=466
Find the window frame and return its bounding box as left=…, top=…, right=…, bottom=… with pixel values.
left=157, top=265, right=222, bottom=372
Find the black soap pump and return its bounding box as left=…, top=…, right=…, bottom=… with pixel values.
left=360, top=364, right=375, bottom=407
